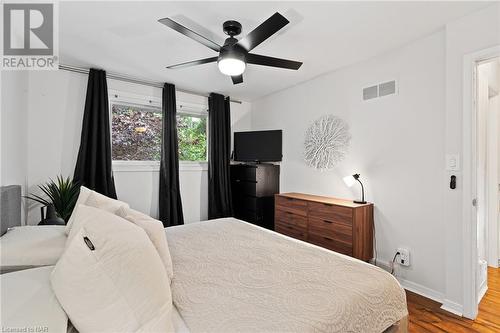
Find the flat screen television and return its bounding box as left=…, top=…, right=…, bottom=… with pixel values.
left=234, top=130, right=282, bottom=162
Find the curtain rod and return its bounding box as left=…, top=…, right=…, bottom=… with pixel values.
left=58, top=64, right=243, bottom=104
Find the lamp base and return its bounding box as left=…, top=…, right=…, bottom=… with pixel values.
left=353, top=200, right=367, bottom=204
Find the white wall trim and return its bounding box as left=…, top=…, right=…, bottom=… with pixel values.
left=441, top=299, right=464, bottom=317
left=373, top=259, right=463, bottom=315
left=109, top=89, right=161, bottom=108
left=462, top=44, right=500, bottom=319
left=113, top=160, right=208, bottom=172
left=398, top=278, right=444, bottom=304
left=379, top=261, right=465, bottom=316
left=485, top=69, right=499, bottom=268
left=477, top=281, right=488, bottom=305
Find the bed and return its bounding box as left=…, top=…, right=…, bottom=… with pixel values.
left=0, top=266, right=191, bottom=333
left=1, top=216, right=407, bottom=332
left=0, top=184, right=68, bottom=274
left=166, top=218, right=408, bottom=333
left=0, top=225, right=67, bottom=273
left=1, top=266, right=68, bottom=332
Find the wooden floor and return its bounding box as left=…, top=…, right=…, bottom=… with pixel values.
left=407, top=267, right=500, bottom=332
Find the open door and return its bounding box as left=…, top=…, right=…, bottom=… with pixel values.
left=474, top=57, right=499, bottom=305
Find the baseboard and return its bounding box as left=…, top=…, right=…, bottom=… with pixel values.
left=398, top=278, right=444, bottom=304
left=372, top=258, right=464, bottom=316
left=477, top=282, right=488, bottom=304
left=441, top=299, right=464, bottom=316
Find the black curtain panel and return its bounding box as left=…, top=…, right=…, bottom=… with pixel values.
left=208, top=93, right=233, bottom=219
left=73, top=69, right=117, bottom=198
left=159, top=83, right=184, bottom=227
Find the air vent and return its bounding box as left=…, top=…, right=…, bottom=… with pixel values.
left=379, top=81, right=396, bottom=97
left=363, top=85, right=378, bottom=100
left=362, top=80, right=397, bottom=101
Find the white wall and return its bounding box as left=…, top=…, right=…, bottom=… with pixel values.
left=24, top=70, right=251, bottom=224
left=249, top=3, right=500, bottom=315
left=251, top=31, right=447, bottom=296
left=1, top=71, right=29, bottom=224
left=443, top=3, right=500, bottom=313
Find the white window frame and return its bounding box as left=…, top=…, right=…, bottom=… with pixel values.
left=109, top=90, right=208, bottom=172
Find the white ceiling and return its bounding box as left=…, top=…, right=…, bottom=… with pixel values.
left=60, top=1, right=493, bottom=102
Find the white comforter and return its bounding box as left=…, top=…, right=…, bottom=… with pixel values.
left=0, top=226, right=66, bottom=273
left=0, top=266, right=68, bottom=333
left=166, top=218, right=407, bottom=333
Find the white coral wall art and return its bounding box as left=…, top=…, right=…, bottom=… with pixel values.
left=304, top=115, right=351, bottom=170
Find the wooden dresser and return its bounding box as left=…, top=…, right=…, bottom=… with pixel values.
left=274, top=192, right=374, bottom=261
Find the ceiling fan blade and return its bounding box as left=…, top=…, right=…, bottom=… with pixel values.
left=237, top=12, right=289, bottom=52
left=167, top=57, right=218, bottom=69
left=231, top=75, right=243, bottom=84
left=158, top=18, right=221, bottom=52
left=247, top=53, right=302, bottom=70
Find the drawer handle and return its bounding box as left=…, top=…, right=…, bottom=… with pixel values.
left=323, top=236, right=333, bottom=242
left=323, top=219, right=332, bottom=224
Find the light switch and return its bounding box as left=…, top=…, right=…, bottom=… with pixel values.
left=446, top=154, right=460, bottom=171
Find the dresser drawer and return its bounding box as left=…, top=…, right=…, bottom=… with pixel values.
left=308, top=217, right=352, bottom=245
left=275, top=220, right=307, bottom=241
left=275, top=196, right=308, bottom=217
left=275, top=209, right=307, bottom=229
left=231, top=165, right=256, bottom=182
left=308, top=202, right=353, bottom=225
left=308, top=232, right=353, bottom=256
left=232, top=180, right=257, bottom=197
left=233, top=195, right=259, bottom=212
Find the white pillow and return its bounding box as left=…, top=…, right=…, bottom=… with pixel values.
left=66, top=204, right=104, bottom=246
left=116, top=206, right=174, bottom=282
left=64, top=186, right=91, bottom=235
left=51, top=206, right=174, bottom=333
left=1, top=266, right=68, bottom=332
left=65, top=186, right=128, bottom=235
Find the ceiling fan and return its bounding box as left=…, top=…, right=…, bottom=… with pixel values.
left=158, top=12, right=303, bottom=85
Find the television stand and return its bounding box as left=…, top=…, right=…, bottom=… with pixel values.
left=230, top=164, right=280, bottom=230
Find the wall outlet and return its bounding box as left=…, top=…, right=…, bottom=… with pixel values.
left=397, top=248, right=410, bottom=267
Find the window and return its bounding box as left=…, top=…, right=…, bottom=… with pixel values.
left=111, top=103, right=162, bottom=161
left=110, top=91, right=208, bottom=163
left=177, top=114, right=207, bottom=161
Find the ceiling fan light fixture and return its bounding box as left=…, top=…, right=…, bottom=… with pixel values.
left=218, top=57, right=246, bottom=76
left=160, top=13, right=302, bottom=84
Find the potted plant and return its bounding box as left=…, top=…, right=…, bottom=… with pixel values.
left=25, top=176, right=80, bottom=225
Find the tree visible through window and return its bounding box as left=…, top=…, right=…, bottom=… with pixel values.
left=177, top=114, right=207, bottom=161
left=111, top=104, right=162, bottom=161
left=111, top=103, right=207, bottom=162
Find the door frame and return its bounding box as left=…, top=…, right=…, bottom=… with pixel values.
left=484, top=60, right=499, bottom=269
left=462, top=45, right=500, bottom=319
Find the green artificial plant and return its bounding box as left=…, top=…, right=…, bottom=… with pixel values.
left=25, top=176, right=80, bottom=223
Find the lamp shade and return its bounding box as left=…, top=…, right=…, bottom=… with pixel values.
left=343, top=175, right=356, bottom=187
left=218, top=58, right=246, bottom=76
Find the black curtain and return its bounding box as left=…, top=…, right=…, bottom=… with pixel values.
left=73, top=69, right=117, bottom=198
left=159, top=83, right=184, bottom=226
left=208, top=93, right=233, bottom=219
